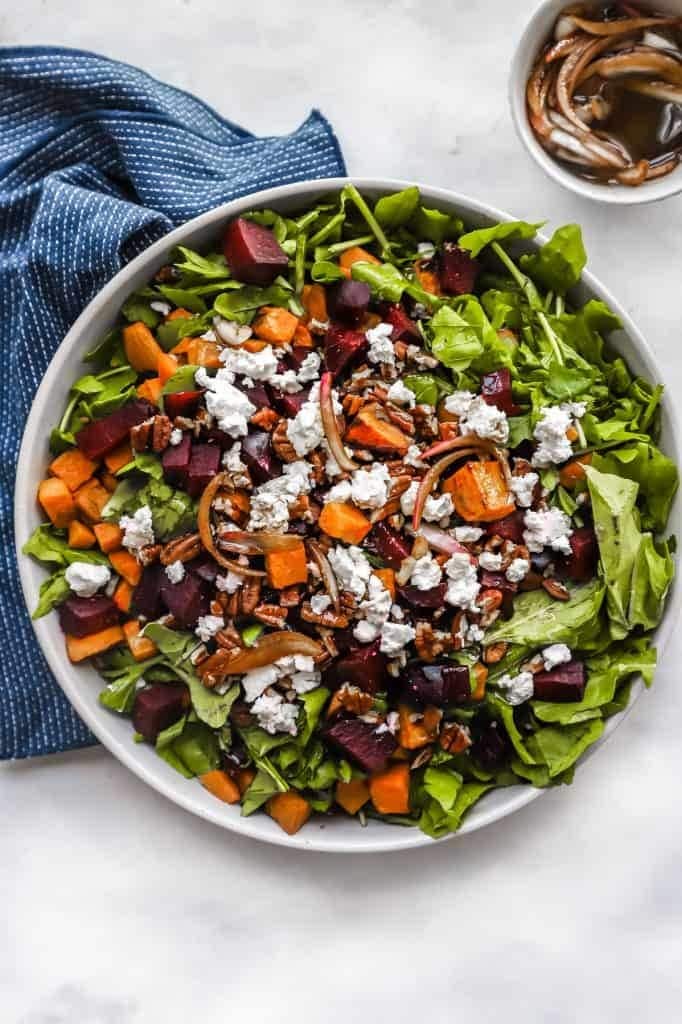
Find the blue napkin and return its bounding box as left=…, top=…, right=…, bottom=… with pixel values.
left=0, top=46, right=345, bottom=759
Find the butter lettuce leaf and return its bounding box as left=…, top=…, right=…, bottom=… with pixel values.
left=485, top=580, right=605, bottom=649
left=592, top=442, right=678, bottom=534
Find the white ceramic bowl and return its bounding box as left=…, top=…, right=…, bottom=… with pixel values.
left=509, top=0, right=682, bottom=204
left=15, top=177, right=681, bottom=852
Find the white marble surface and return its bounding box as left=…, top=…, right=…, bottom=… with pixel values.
left=3, top=1, right=682, bottom=1020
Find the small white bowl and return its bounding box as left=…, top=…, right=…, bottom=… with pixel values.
left=15, top=177, right=682, bottom=852
left=509, top=0, right=682, bottom=204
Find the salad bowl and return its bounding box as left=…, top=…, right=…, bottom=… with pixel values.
left=15, top=177, right=681, bottom=852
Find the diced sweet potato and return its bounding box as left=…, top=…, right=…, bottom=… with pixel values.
left=559, top=452, right=592, bottom=490
left=265, top=543, right=308, bottom=589
left=339, top=246, right=380, bottom=273
left=113, top=579, right=134, bottom=613
left=122, top=620, right=158, bottom=662
left=471, top=662, right=488, bottom=701
left=38, top=478, right=76, bottom=528
left=252, top=306, right=299, bottom=345
left=73, top=478, right=111, bottom=524
left=335, top=778, right=370, bottom=815
left=123, top=322, right=163, bottom=373
left=166, top=307, right=191, bottom=321
left=100, top=471, right=119, bottom=493
left=65, top=625, right=125, bottom=662
left=157, top=351, right=179, bottom=385
left=236, top=767, right=257, bottom=795
left=109, top=549, right=142, bottom=587
left=200, top=769, right=240, bottom=804
left=185, top=338, right=222, bottom=368
left=345, top=403, right=410, bottom=456
left=413, top=259, right=441, bottom=296
left=397, top=704, right=440, bottom=750
left=266, top=791, right=312, bottom=835
left=318, top=501, right=371, bottom=545
left=49, top=449, right=98, bottom=492
left=67, top=520, right=96, bottom=549
left=450, top=460, right=515, bottom=523
left=301, top=283, right=328, bottom=325
left=374, top=568, right=396, bottom=601
left=292, top=323, right=314, bottom=348
left=136, top=377, right=163, bottom=405
left=369, top=762, right=411, bottom=815
left=93, top=522, right=124, bottom=554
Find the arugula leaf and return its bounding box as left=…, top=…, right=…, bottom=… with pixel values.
left=241, top=769, right=281, bottom=815
left=310, top=260, right=345, bottom=284
left=299, top=687, right=329, bottom=745
left=527, top=719, right=604, bottom=777
left=161, top=365, right=201, bottom=396
left=156, top=316, right=208, bottom=350
left=169, top=723, right=220, bottom=775
left=374, top=186, right=421, bottom=228
left=350, top=261, right=406, bottom=303
left=23, top=525, right=109, bottom=568
left=409, top=205, right=463, bottom=244
left=485, top=580, right=605, bottom=649
left=32, top=570, right=71, bottom=619
left=84, top=328, right=123, bottom=367
left=172, top=246, right=230, bottom=279
left=429, top=305, right=484, bottom=371
left=99, top=649, right=164, bottom=714
left=418, top=780, right=492, bottom=838
left=157, top=286, right=207, bottom=314
left=103, top=478, right=196, bottom=540
left=423, top=766, right=463, bottom=811
left=121, top=294, right=161, bottom=327
left=520, top=224, right=586, bottom=294
left=116, top=451, right=164, bottom=480
left=403, top=372, right=453, bottom=407
left=213, top=284, right=291, bottom=323
left=458, top=220, right=542, bottom=258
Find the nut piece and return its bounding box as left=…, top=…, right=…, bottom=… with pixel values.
left=542, top=579, right=570, bottom=601
left=300, top=602, right=350, bottom=629
left=239, top=576, right=262, bottom=616
left=151, top=414, right=172, bottom=452
left=250, top=407, right=279, bottom=432
left=159, top=532, right=202, bottom=565
left=253, top=603, right=288, bottom=628
left=439, top=722, right=472, bottom=754
left=482, top=641, right=508, bottom=665
left=326, top=683, right=374, bottom=718
left=271, top=419, right=299, bottom=463
left=138, top=543, right=162, bottom=567
left=130, top=418, right=153, bottom=452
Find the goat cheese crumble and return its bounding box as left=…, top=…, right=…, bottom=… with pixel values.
left=247, top=461, right=312, bottom=531
left=169, top=428, right=183, bottom=446
left=400, top=482, right=454, bottom=523
left=310, top=593, right=332, bottom=615
left=64, top=562, right=111, bottom=598
left=365, top=322, right=396, bottom=365
left=532, top=403, right=586, bottom=468
left=195, top=615, right=224, bottom=642
left=195, top=366, right=255, bottom=438
left=380, top=621, right=416, bottom=655
left=409, top=554, right=443, bottom=590
left=478, top=551, right=503, bottom=572
left=350, top=463, right=391, bottom=510
left=405, top=444, right=426, bottom=468
left=454, top=525, right=484, bottom=543
left=353, top=575, right=393, bottom=643
left=444, top=551, right=480, bottom=611
left=542, top=643, right=572, bottom=670
left=220, top=344, right=279, bottom=381
left=523, top=507, right=573, bottom=556
left=119, top=505, right=155, bottom=553
left=215, top=571, right=244, bottom=593
left=510, top=472, right=539, bottom=508
left=222, top=442, right=247, bottom=474
left=497, top=671, right=534, bottom=706
left=164, top=560, right=186, bottom=584
left=506, top=558, right=530, bottom=583
left=251, top=692, right=299, bottom=736
left=328, top=544, right=372, bottom=601
left=286, top=380, right=340, bottom=457
left=387, top=380, right=416, bottom=407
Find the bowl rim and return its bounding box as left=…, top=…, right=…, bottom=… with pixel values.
left=508, top=0, right=682, bottom=206
left=14, top=175, right=681, bottom=852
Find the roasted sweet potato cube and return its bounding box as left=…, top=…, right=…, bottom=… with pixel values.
left=345, top=403, right=410, bottom=456
left=449, top=460, right=515, bottom=523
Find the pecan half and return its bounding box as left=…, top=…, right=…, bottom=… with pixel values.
left=415, top=621, right=456, bottom=661
left=138, top=543, right=162, bottom=567
left=253, top=603, right=288, bottom=628
left=279, top=585, right=302, bottom=608
left=130, top=418, right=153, bottom=452
left=271, top=419, right=298, bottom=462
left=326, top=683, right=374, bottom=718
left=300, top=602, right=350, bottom=629
left=482, top=641, right=508, bottom=665
left=151, top=414, right=172, bottom=452
left=159, top=532, right=202, bottom=565
left=239, top=576, right=262, bottom=616
left=439, top=722, right=472, bottom=754
left=542, top=579, right=570, bottom=601
left=250, top=407, right=279, bottom=432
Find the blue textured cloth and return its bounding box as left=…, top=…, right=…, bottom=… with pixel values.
left=0, top=46, right=345, bottom=759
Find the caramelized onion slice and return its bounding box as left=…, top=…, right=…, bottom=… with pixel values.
left=219, top=631, right=323, bottom=674
left=218, top=530, right=304, bottom=555
left=418, top=523, right=470, bottom=556
left=319, top=371, right=358, bottom=473
left=412, top=448, right=483, bottom=531
left=307, top=539, right=341, bottom=612
left=571, top=14, right=681, bottom=37
left=421, top=435, right=497, bottom=460
left=197, top=471, right=264, bottom=577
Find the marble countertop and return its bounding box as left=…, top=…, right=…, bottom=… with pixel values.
left=3, top=1, right=682, bottom=1021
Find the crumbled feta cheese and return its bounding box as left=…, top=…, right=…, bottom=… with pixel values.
left=310, top=594, right=332, bottom=615
left=444, top=391, right=475, bottom=417
left=459, top=396, right=509, bottom=444
left=350, top=463, right=391, bottom=510
left=366, top=322, right=395, bottom=365
left=444, top=551, right=480, bottom=611
left=532, top=403, right=585, bottom=468
left=409, top=554, right=443, bottom=591
left=251, top=692, right=299, bottom=735
left=164, top=560, right=186, bottom=584
left=328, top=544, right=372, bottom=600
left=542, top=643, right=572, bottom=671
left=242, top=664, right=279, bottom=703
left=423, top=492, right=454, bottom=524
left=200, top=329, right=217, bottom=341
left=467, top=622, right=485, bottom=644
left=400, top=480, right=419, bottom=517
left=150, top=300, right=172, bottom=316
left=405, top=444, right=425, bottom=469
left=352, top=575, right=393, bottom=643
left=195, top=615, right=224, bottom=642
left=169, top=428, right=183, bottom=446
left=510, top=471, right=539, bottom=508
left=454, top=525, right=484, bottom=543
left=247, top=461, right=312, bottom=531
left=272, top=368, right=302, bottom=394
left=286, top=380, right=338, bottom=457
left=325, top=479, right=352, bottom=504
left=216, top=571, right=244, bottom=593
left=506, top=558, right=530, bottom=583
left=64, top=561, right=111, bottom=598
left=290, top=670, right=321, bottom=694
left=385, top=709, right=400, bottom=734
left=213, top=316, right=252, bottom=346
left=195, top=366, right=255, bottom=438
left=380, top=621, right=416, bottom=655
left=387, top=380, right=416, bottom=408
left=222, top=441, right=247, bottom=473
left=523, top=507, right=573, bottom=555
left=220, top=344, right=279, bottom=381
left=497, top=671, right=534, bottom=706
left=119, top=505, right=155, bottom=553
left=296, top=351, right=322, bottom=384
left=478, top=551, right=503, bottom=572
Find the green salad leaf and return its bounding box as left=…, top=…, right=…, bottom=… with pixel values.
left=485, top=580, right=605, bottom=649
left=350, top=261, right=407, bottom=302
left=520, top=224, right=586, bottom=294
left=458, top=220, right=542, bottom=258
left=23, top=525, right=109, bottom=568
left=103, top=479, right=196, bottom=540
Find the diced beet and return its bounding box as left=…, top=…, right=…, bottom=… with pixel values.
left=188, top=554, right=220, bottom=585
left=479, top=571, right=518, bottom=595
left=471, top=718, right=511, bottom=772
left=398, top=582, right=448, bottom=609
left=76, top=399, right=155, bottom=459
left=205, top=428, right=238, bottom=449
left=383, top=303, right=420, bottom=341
left=437, top=243, right=480, bottom=296
left=533, top=660, right=587, bottom=702
left=132, top=683, right=188, bottom=744
left=268, top=384, right=311, bottom=418
left=132, top=563, right=166, bottom=620
left=58, top=595, right=119, bottom=637
left=370, top=522, right=411, bottom=570
left=485, top=510, right=526, bottom=545
left=480, top=368, right=521, bottom=417
left=160, top=571, right=209, bottom=628
left=186, top=443, right=221, bottom=498
left=162, top=434, right=192, bottom=486
left=328, top=280, right=371, bottom=326
left=163, top=390, right=203, bottom=420
left=563, top=526, right=598, bottom=581
left=325, top=718, right=397, bottom=773
left=243, top=383, right=271, bottom=410
left=222, top=217, right=288, bottom=286
left=401, top=661, right=471, bottom=707
left=323, top=640, right=388, bottom=695
left=241, top=430, right=281, bottom=484
left=324, top=322, right=368, bottom=380
left=286, top=347, right=313, bottom=371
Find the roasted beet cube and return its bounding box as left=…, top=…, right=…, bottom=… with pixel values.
left=132, top=683, right=188, bottom=744
left=286, top=347, right=314, bottom=371
left=563, top=526, right=598, bottom=581
left=163, top=390, right=203, bottom=420
left=401, top=661, right=471, bottom=707
left=324, top=323, right=368, bottom=380
left=480, top=368, right=521, bottom=417
left=188, top=554, right=220, bottom=585
left=268, top=384, right=310, bottom=418
left=328, top=279, right=371, bottom=326
left=398, top=583, right=448, bottom=609
left=485, top=510, right=526, bottom=545
left=76, top=399, right=155, bottom=459
left=437, top=243, right=480, bottom=296
left=162, top=434, right=192, bottom=486
left=370, top=522, right=411, bottom=570
left=58, top=595, right=119, bottom=637
left=323, top=640, right=388, bottom=694
left=533, top=660, right=587, bottom=702
left=241, top=430, right=281, bottom=484
left=471, top=718, right=511, bottom=772
left=132, top=563, right=166, bottom=620
left=222, top=217, right=288, bottom=285
left=186, top=443, right=221, bottom=497
left=325, top=718, right=397, bottom=773
left=479, top=571, right=518, bottom=595
left=243, top=382, right=271, bottom=410
left=160, top=571, right=209, bottom=628
left=383, top=303, right=420, bottom=341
